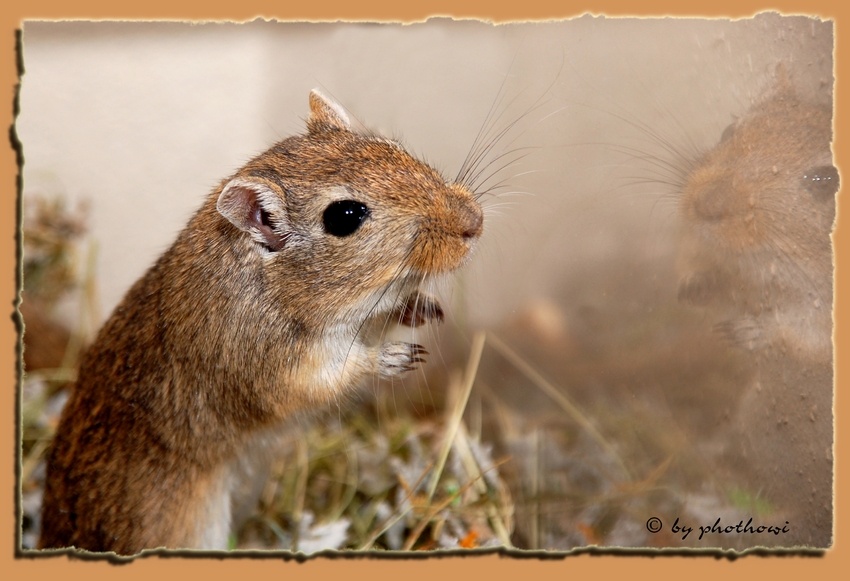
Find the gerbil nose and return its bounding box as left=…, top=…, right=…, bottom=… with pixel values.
left=447, top=188, right=484, bottom=240
left=460, top=203, right=484, bottom=240
left=692, top=177, right=734, bottom=222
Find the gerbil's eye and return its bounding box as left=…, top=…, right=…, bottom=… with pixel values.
left=802, top=165, right=840, bottom=201
left=323, top=200, right=370, bottom=237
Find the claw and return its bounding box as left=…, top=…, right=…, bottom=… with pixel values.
left=378, top=342, right=429, bottom=377
left=400, top=293, right=444, bottom=327
left=678, top=270, right=719, bottom=306
left=714, top=317, right=768, bottom=351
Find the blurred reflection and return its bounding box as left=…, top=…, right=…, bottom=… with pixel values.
left=678, top=79, right=836, bottom=547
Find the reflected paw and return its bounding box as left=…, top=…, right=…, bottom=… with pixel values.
left=714, top=317, right=768, bottom=351
left=678, top=270, right=719, bottom=306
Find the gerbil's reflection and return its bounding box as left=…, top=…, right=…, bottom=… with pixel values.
left=473, top=68, right=835, bottom=550
left=678, top=73, right=836, bottom=547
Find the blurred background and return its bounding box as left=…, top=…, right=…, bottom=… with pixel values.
left=17, top=15, right=835, bottom=551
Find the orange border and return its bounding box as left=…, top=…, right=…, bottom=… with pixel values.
left=2, top=1, right=846, bottom=580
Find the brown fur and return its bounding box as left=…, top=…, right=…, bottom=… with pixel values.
left=39, top=90, right=483, bottom=554
left=678, top=78, right=836, bottom=547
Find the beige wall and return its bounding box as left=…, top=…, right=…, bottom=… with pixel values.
left=18, top=16, right=834, bottom=331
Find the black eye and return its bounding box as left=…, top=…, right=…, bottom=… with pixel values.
left=322, top=200, right=370, bottom=237
left=802, top=165, right=840, bottom=201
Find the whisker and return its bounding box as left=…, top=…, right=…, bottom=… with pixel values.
left=457, top=64, right=565, bottom=197
left=466, top=147, right=540, bottom=196
left=455, top=68, right=518, bottom=186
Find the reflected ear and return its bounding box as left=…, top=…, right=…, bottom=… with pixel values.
left=217, top=178, right=289, bottom=251
left=307, top=89, right=351, bottom=134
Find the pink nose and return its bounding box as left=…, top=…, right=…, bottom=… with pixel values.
left=448, top=191, right=484, bottom=240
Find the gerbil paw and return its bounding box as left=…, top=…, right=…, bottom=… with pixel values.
left=678, top=271, right=719, bottom=306
left=398, top=293, right=444, bottom=327
left=378, top=342, right=428, bottom=377
left=714, top=317, right=768, bottom=351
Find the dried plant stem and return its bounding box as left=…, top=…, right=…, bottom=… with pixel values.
left=453, top=420, right=514, bottom=547
left=356, top=460, right=434, bottom=550
left=331, top=442, right=360, bottom=521
left=530, top=429, right=540, bottom=550
left=401, top=467, right=492, bottom=551
left=485, top=332, right=632, bottom=481
left=21, top=437, right=50, bottom=485
left=358, top=505, right=412, bottom=551
left=291, top=437, right=309, bottom=550
left=426, top=331, right=486, bottom=501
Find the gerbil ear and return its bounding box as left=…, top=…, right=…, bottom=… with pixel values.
left=307, top=89, right=351, bottom=134
left=217, top=178, right=289, bottom=251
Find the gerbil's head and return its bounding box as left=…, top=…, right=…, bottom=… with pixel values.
left=214, top=90, right=483, bottom=317
left=680, top=86, right=838, bottom=266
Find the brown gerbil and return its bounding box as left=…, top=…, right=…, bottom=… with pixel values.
left=38, top=90, right=484, bottom=554
left=678, top=75, right=837, bottom=547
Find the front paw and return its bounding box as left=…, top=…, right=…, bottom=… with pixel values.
left=378, top=342, right=428, bottom=377
left=714, top=317, right=769, bottom=351
left=678, top=270, right=719, bottom=306
left=398, top=293, right=444, bottom=327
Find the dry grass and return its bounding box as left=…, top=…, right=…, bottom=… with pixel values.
left=233, top=334, right=515, bottom=552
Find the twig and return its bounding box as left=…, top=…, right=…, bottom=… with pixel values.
left=426, top=331, right=486, bottom=500
left=486, top=331, right=632, bottom=481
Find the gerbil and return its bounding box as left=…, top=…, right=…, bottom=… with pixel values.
left=678, top=78, right=837, bottom=546
left=38, top=90, right=484, bottom=554
left=678, top=83, right=837, bottom=362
